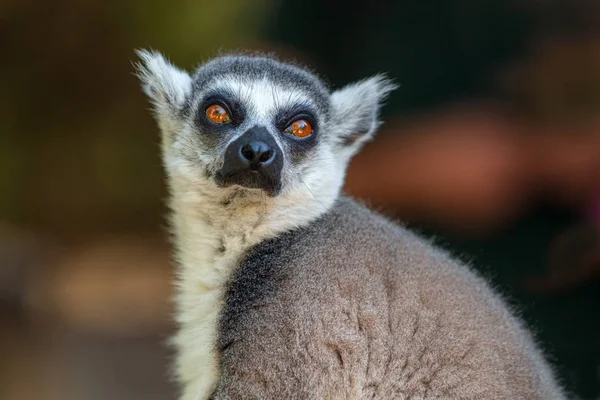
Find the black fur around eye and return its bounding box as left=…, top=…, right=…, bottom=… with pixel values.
left=274, top=107, right=319, bottom=162
left=275, top=106, right=319, bottom=138
left=198, top=92, right=245, bottom=127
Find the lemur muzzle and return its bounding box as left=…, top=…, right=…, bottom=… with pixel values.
left=216, top=126, right=283, bottom=195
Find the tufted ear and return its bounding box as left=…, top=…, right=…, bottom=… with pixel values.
left=330, top=75, right=396, bottom=152
left=134, top=49, right=192, bottom=114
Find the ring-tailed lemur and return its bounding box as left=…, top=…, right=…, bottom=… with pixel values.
left=136, top=50, right=568, bottom=400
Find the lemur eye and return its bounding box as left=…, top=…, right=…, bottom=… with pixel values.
left=284, top=119, right=313, bottom=138
left=205, top=104, right=231, bottom=124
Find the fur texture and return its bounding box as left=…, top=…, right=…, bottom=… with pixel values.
left=135, top=49, right=567, bottom=400
left=215, top=197, right=566, bottom=399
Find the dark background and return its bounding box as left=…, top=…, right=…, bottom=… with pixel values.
left=1, top=1, right=599, bottom=399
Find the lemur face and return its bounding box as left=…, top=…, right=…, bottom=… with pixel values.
left=183, top=56, right=332, bottom=197
left=137, top=50, right=395, bottom=205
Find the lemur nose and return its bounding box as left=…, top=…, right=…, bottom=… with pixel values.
left=240, top=141, right=275, bottom=168
left=216, top=125, right=283, bottom=195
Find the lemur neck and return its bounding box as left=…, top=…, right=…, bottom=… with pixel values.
left=170, top=186, right=335, bottom=279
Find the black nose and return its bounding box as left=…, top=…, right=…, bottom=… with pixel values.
left=215, top=126, right=284, bottom=196
left=240, top=141, right=275, bottom=168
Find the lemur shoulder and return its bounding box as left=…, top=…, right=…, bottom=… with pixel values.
left=136, top=50, right=569, bottom=400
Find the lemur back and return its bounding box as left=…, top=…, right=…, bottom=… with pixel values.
left=136, top=50, right=568, bottom=400
left=215, top=197, right=564, bottom=399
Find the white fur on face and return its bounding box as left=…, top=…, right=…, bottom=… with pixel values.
left=135, top=50, right=395, bottom=400
left=201, top=77, right=317, bottom=129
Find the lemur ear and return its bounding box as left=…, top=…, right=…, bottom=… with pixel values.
left=134, top=49, right=192, bottom=113
left=330, top=75, right=397, bottom=150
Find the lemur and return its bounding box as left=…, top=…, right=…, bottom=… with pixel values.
left=136, top=49, right=568, bottom=400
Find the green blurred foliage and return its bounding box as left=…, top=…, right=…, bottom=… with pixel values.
left=0, top=0, right=273, bottom=236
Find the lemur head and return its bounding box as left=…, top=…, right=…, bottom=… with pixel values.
left=136, top=50, right=395, bottom=217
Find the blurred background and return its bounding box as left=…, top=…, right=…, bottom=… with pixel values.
left=1, top=0, right=599, bottom=398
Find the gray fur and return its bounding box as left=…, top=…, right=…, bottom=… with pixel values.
left=214, top=198, right=565, bottom=400
left=215, top=197, right=567, bottom=399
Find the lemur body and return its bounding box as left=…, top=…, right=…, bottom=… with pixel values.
left=136, top=50, right=568, bottom=399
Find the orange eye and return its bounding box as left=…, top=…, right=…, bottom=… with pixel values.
left=285, top=119, right=313, bottom=138
left=205, top=104, right=231, bottom=124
